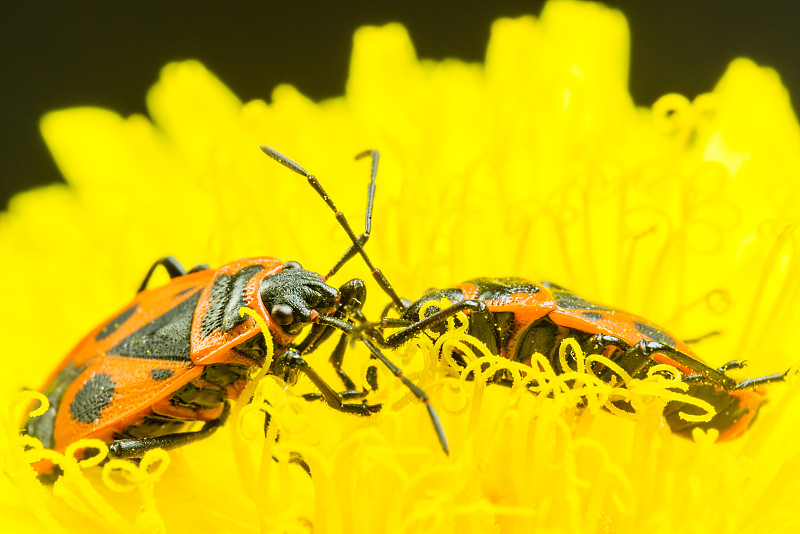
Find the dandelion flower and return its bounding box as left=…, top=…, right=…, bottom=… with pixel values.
left=3, top=1, right=800, bottom=533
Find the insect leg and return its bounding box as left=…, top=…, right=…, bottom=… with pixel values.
left=734, top=370, right=789, bottom=390
left=638, top=342, right=736, bottom=388
left=581, top=334, right=641, bottom=382
left=584, top=335, right=737, bottom=389
left=261, top=410, right=312, bottom=475
left=328, top=333, right=360, bottom=391
left=365, top=365, right=379, bottom=390
left=137, top=256, right=210, bottom=293
left=295, top=279, right=368, bottom=393
left=379, top=318, right=417, bottom=329
left=719, top=360, right=748, bottom=372
left=280, top=350, right=381, bottom=416
left=682, top=361, right=748, bottom=384
left=108, top=403, right=231, bottom=459
left=295, top=324, right=363, bottom=394
left=301, top=389, right=370, bottom=402
left=373, top=300, right=489, bottom=349
left=380, top=301, right=400, bottom=320
left=683, top=331, right=721, bottom=344
left=138, top=256, right=187, bottom=293
left=317, top=315, right=449, bottom=454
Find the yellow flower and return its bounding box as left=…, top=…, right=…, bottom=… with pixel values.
left=3, top=1, right=800, bottom=532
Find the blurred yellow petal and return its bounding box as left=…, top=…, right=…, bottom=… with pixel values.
left=147, top=60, right=244, bottom=167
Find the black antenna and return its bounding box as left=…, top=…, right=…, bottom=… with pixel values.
left=326, top=150, right=378, bottom=279
left=260, top=145, right=405, bottom=311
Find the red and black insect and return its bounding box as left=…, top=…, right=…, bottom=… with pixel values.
left=24, top=147, right=447, bottom=479
left=366, top=277, right=788, bottom=440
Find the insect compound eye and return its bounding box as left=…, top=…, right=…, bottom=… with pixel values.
left=271, top=304, right=295, bottom=325
left=283, top=261, right=302, bottom=270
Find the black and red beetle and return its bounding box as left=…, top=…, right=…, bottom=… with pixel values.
left=24, top=147, right=447, bottom=478
left=365, top=276, right=789, bottom=440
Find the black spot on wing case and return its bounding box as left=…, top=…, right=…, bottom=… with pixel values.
left=149, top=368, right=175, bottom=381
left=95, top=304, right=139, bottom=341
left=108, top=290, right=202, bottom=361
left=470, top=277, right=541, bottom=301
left=70, top=373, right=116, bottom=423
left=544, top=282, right=612, bottom=312
left=634, top=320, right=677, bottom=348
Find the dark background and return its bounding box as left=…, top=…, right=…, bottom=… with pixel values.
left=3, top=0, right=800, bottom=210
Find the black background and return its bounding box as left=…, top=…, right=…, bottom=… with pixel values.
left=3, top=0, right=799, bottom=210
